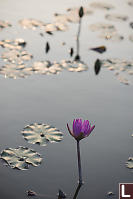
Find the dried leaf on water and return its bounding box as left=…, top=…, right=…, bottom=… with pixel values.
left=0, top=147, right=42, bottom=170
left=21, top=123, right=63, bottom=146
left=90, top=46, right=106, bottom=53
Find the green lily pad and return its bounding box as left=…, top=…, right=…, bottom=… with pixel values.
left=0, top=147, right=42, bottom=170
left=21, top=123, right=63, bottom=146
left=126, top=157, right=133, bottom=169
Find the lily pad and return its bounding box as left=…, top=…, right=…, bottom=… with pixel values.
left=126, top=157, right=133, bottom=169
left=54, top=7, right=93, bottom=24
left=32, top=61, right=62, bottom=75
left=21, top=123, right=63, bottom=146
left=0, top=39, right=27, bottom=49
left=19, top=18, right=45, bottom=29
left=1, top=49, right=33, bottom=64
left=89, top=23, right=116, bottom=32
left=0, top=63, right=32, bottom=79
left=90, top=2, right=114, bottom=10
left=105, top=14, right=128, bottom=22
left=0, top=20, right=11, bottom=30
left=0, top=147, right=42, bottom=170
left=61, top=60, right=88, bottom=72
left=99, top=32, right=124, bottom=41
left=101, top=58, right=133, bottom=85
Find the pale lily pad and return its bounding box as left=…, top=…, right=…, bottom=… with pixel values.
left=0, top=63, right=32, bottom=79
left=105, top=14, right=128, bottom=22
left=32, top=61, right=62, bottom=75
left=99, top=32, right=124, bottom=41
left=21, top=123, right=63, bottom=146
left=90, top=2, right=114, bottom=10
left=0, top=39, right=26, bottom=49
left=89, top=23, right=116, bottom=32
left=61, top=60, right=88, bottom=72
left=44, top=22, right=68, bottom=32
left=54, top=7, right=93, bottom=24
left=101, top=59, right=133, bottom=85
left=0, top=20, right=11, bottom=30
left=126, top=157, right=133, bottom=169
left=19, top=19, right=45, bottom=29
left=1, top=50, right=33, bottom=64
left=0, top=147, right=42, bottom=170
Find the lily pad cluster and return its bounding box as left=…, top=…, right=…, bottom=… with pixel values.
left=90, top=2, right=114, bottom=10
left=0, top=123, right=63, bottom=170
left=101, top=58, right=133, bottom=85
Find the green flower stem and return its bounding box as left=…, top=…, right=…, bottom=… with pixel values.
left=77, top=140, right=82, bottom=185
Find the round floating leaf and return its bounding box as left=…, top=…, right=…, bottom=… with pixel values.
left=19, top=19, right=45, bottom=29
left=21, top=123, right=63, bottom=146
left=2, top=49, right=33, bottom=64
left=0, top=39, right=26, bottom=50
left=0, top=147, right=42, bottom=170
left=105, top=14, right=128, bottom=22
left=61, top=60, right=88, bottom=72
left=90, top=2, right=114, bottom=10
left=89, top=23, right=116, bottom=32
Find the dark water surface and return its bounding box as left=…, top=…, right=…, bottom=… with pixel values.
left=0, top=0, right=133, bottom=199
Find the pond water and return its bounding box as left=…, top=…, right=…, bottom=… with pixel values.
left=0, top=0, right=133, bottom=198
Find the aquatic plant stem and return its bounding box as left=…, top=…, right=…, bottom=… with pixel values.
left=75, top=18, right=82, bottom=61
left=77, top=140, right=82, bottom=185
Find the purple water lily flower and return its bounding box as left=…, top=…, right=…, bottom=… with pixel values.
left=67, top=119, right=95, bottom=141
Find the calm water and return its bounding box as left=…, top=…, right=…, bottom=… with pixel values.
left=0, top=0, right=133, bottom=198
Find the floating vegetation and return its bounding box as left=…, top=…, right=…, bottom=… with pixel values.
left=32, top=61, right=62, bottom=75
left=54, top=7, right=93, bottom=24
left=0, top=20, right=11, bottom=30
left=61, top=60, right=88, bottom=72
left=105, top=14, right=128, bottom=22
left=1, top=49, right=33, bottom=64
left=126, top=157, right=133, bottom=169
left=21, top=123, right=63, bottom=146
left=44, top=22, right=68, bottom=32
left=19, top=18, right=45, bottom=29
left=90, top=46, right=106, bottom=53
left=101, top=58, right=133, bottom=85
left=0, top=63, right=32, bottom=79
left=90, top=2, right=114, bottom=10
left=0, top=39, right=26, bottom=49
left=89, top=23, right=116, bottom=32
left=0, top=147, right=42, bottom=170
left=99, top=32, right=124, bottom=41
